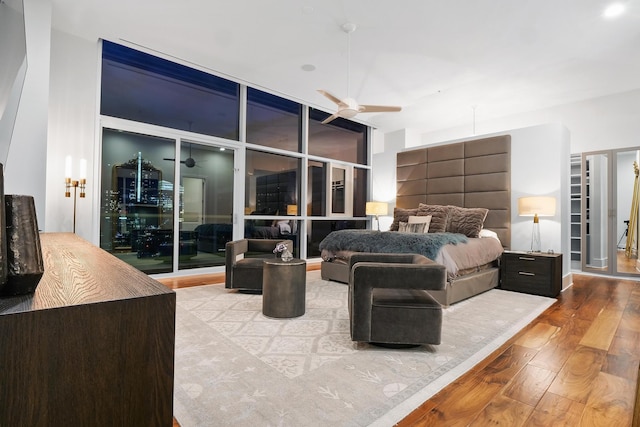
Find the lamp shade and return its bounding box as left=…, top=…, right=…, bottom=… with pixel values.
left=366, top=202, right=388, bottom=216
left=518, top=196, right=556, bottom=217
left=286, top=204, right=297, bottom=215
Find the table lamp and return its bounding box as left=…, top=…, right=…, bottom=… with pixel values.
left=518, top=196, right=556, bottom=252
left=366, top=202, right=388, bottom=231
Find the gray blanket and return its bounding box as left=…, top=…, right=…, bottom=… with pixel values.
left=319, top=230, right=468, bottom=260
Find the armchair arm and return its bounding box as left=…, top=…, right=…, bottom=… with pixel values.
left=348, top=252, right=417, bottom=271
left=350, top=261, right=446, bottom=292
left=225, top=239, right=249, bottom=288
left=226, top=239, right=249, bottom=265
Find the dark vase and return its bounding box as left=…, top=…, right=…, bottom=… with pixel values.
left=0, top=195, right=44, bottom=296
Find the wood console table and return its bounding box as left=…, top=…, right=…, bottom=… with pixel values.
left=0, top=233, right=176, bottom=426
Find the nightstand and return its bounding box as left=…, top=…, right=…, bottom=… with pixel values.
left=500, top=251, right=562, bottom=297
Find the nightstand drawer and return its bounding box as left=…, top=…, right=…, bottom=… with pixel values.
left=500, top=251, right=562, bottom=297
left=502, top=270, right=551, bottom=289
left=504, top=255, right=552, bottom=276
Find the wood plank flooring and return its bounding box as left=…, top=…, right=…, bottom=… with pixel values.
left=161, top=267, right=640, bottom=427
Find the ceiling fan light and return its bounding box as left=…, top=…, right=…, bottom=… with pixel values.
left=340, top=108, right=359, bottom=118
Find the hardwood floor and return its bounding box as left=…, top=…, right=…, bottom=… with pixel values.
left=161, top=267, right=640, bottom=427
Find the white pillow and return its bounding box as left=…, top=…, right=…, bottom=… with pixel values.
left=479, top=228, right=500, bottom=241
left=398, top=221, right=426, bottom=233
left=276, top=221, right=292, bottom=234
left=408, top=215, right=432, bottom=233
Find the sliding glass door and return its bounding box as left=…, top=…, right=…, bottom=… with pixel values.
left=177, top=140, right=234, bottom=271
left=100, top=127, right=235, bottom=274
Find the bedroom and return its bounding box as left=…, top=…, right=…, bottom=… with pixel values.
left=2, top=1, right=639, bottom=425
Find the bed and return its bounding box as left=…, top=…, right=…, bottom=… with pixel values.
left=320, top=134, right=511, bottom=306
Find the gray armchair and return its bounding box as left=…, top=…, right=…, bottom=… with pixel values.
left=225, top=239, right=293, bottom=292
left=348, top=253, right=446, bottom=346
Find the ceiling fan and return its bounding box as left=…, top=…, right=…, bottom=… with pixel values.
left=318, top=22, right=401, bottom=125
left=164, top=143, right=200, bottom=168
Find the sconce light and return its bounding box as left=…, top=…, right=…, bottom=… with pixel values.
left=65, top=156, right=87, bottom=233
left=518, top=196, right=556, bottom=252
left=366, top=201, right=388, bottom=231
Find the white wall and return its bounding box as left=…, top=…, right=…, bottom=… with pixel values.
left=4, top=0, right=51, bottom=229
left=46, top=29, right=98, bottom=239
left=417, top=89, right=640, bottom=155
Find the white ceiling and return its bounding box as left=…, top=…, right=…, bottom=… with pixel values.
left=51, top=0, right=640, bottom=134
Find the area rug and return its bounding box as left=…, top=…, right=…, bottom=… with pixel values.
left=173, top=270, right=555, bottom=426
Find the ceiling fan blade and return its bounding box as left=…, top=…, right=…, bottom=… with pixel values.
left=163, top=158, right=176, bottom=161
left=321, top=113, right=340, bottom=124
left=358, top=104, right=402, bottom=113
left=317, top=90, right=343, bottom=106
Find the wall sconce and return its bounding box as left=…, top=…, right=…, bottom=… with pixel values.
left=366, top=201, right=388, bottom=231
left=518, top=196, right=556, bottom=252
left=65, top=156, right=87, bottom=233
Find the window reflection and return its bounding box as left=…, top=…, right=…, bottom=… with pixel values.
left=101, top=40, right=240, bottom=140
left=307, top=160, right=326, bottom=216
left=308, top=108, right=367, bottom=164
left=178, top=142, right=234, bottom=270
left=246, top=88, right=301, bottom=152
left=100, top=128, right=175, bottom=274
left=353, top=167, right=368, bottom=217
left=306, top=220, right=367, bottom=258
left=245, top=150, right=300, bottom=217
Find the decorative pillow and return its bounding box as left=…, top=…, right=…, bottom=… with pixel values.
left=416, top=204, right=450, bottom=233
left=398, top=221, right=426, bottom=233
left=479, top=228, right=500, bottom=241
left=276, top=220, right=292, bottom=234
left=390, top=207, right=418, bottom=231
left=408, top=215, right=432, bottom=233
left=446, top=206, right=489, bottom=238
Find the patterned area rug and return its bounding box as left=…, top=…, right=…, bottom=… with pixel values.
left=173, top=270, right=555, bottom=426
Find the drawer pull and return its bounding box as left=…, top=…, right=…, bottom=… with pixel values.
left=518, top=256, right=536, bottom=261
left=518, top=272, right=535, bottom=276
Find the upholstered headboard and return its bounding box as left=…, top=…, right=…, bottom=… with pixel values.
left=396, top=135, right=511, bottom=249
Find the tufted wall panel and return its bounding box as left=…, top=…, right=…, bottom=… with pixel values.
left=396, top=135, right=511, bottom=248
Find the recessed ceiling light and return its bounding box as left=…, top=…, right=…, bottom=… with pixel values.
left=603, top=2, right=626, bottom=18
left=301, top=64, right=316, bottom=72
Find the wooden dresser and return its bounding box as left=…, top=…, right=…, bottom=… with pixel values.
left=0, top=233, right=176, bottom=426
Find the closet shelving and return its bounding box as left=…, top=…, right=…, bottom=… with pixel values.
left=570, top=154, right=582, bottom=270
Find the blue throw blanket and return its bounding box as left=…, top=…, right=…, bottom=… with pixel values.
left=319, top=230, right=468, bottom=261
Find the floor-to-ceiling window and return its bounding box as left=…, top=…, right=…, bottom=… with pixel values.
left=100, top=128, right=176, bottom=274
left=99, top=40, right=371, bottom=274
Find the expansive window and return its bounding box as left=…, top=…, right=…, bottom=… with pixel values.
left=308, top=108, right=368, bottom=164
left=100, top=128, right=175, bottom=274
left=99, top=41, right=372, bottom=272
left=246, top=88, right=301, bottom=152
left=245, top=149, right=301, bottom=255
left=101, top=40, right=240, bottom=140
